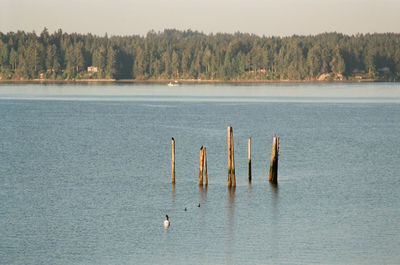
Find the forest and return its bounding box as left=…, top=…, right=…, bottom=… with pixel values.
left=0, top=28, right=399, bottom=81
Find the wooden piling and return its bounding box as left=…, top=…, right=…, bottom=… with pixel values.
left=248, top=137, right=251, bottom=182
left=268, top=134, right=279, bottom=184
left=203, top=147, right=208, bottom=185
left=231, top=127, right=236, bottom=187
left=171, top=137, right=175, bottom=184
left=227, top=126, right=232, bottom=187
left=199, top=146, right=204, bottom=185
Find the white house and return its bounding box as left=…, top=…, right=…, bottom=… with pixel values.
left=87, top=66, right=98, bottom=73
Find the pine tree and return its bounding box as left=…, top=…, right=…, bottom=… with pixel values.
left=106, top=45, right=118, bottom=79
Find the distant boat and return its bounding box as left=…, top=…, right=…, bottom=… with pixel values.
left=168, top=81, right=180, bottom=87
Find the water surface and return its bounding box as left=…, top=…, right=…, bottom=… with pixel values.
left=1, top=83, right=399, bottom=264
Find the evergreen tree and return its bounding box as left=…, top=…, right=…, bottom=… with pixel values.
left=133, top=46, right=146, bottom=79
left=25, top=40, right=44, bottom=78
left=307, top=45, right=322, bottom=78
left=46, top=44, right=61, bottom=76
left=106, top=45, right=118, bottom=79
left=92, top=45, right=107, bottom=77
left=9, top=48, right=18, bottom=71
left=171, top=50, right=180, bottom=78
left=0, top=40, right=9, bottom=66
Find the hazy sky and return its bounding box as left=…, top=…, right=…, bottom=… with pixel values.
left=1, top=0, right=399, bottom=36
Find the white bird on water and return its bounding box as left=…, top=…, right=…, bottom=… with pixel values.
left=164, top=215, right=170, bottom=229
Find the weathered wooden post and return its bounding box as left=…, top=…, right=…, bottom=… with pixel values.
left=248, top=137, right=252, bottom=182
left=199, top=146, right=204, bottom=185
left=227, top=126, right=232, bottom=187
left=203, top=147, right=208, bottom=185
left=230, top=127, right=236, bottom=187
left=268, top=134, right=279, bottom=184
left=171, top=137, right=175, bottom=184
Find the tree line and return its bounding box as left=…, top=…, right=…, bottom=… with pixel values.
left=0, top=28, right=399, bottom=81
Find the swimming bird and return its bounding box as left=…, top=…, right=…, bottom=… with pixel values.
left=164, top=215, right=170, bottom=228
left=198, top=203, right=200, bottom=207
left=184, top=207, right=187, bottom=211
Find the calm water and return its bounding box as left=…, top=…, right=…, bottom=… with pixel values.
left=1, top=83, right=400, bottom=265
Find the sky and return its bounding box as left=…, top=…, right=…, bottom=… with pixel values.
left=1, top=0, right=400, bottom=36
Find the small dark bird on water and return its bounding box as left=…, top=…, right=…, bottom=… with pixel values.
left=198, top=203, right=201, bottom=207
left=184, top=207, right=187, bottom=211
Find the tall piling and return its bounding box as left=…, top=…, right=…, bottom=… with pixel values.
left=203, top=147, right=208, bottom=185
left=248, top=137, right=252, bottom=182
left=199, top=146, right=204, bottom=185
left=231, top=127, right=236, bottom=187
left=227, top=126, right=232, bottom=187
left=268, top=134, right=279, bottom=184
left=171, top=137, right=175, bottom=184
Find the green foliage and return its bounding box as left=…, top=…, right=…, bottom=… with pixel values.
left=0, top=29, right=399, bottom=80
left=106, top=45, right=118, bottom=79
left=92, top=45, right=107, bottom=77
left=0, top=40, right=9, bottom=66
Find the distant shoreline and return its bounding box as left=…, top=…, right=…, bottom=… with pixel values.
left=0, top=78, right=387, bottom=84
left=1, top=30, right=399, bottom=83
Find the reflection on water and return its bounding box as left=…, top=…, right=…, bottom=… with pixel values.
left=227, top=186, right=236, bottom=212
left=269, top=182, right=279, bottom=220
left=248, top=182, right=252, bottom=198
left=269, top=182, right=278, bottom=197
left=269, top=182, right=280, bottom=260
left=198, top=185, right=207, bottom=204
left=196, top=185, right=208, bottom=229
left=225, top=186, right=236, bottom=264
left=171, top=183, right=176, bottom=206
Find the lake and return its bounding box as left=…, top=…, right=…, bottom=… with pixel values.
left=1, top=82, right=399, bottom=264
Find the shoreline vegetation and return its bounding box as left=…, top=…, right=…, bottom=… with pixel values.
left=0, top=78, right=381, bottom=84
left=0, top=29, right=399, bottom=83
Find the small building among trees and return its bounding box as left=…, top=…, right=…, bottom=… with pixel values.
left=87, top=66, right=98, bottom=73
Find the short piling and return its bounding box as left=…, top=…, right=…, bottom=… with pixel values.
left=227, top=126, right=232, bottom=187
left=203, top=147, right=208, bottom=185
left=171, top=137, right=175, bottom=184
left=248, top=137, right=252, bottom=182
left=268, top=134, right=279, bottom=184
left=199, top=146, right=204, bottom=185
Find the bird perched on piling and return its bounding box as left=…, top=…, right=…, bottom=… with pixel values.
left=164, top=215, right=170, bottom=228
